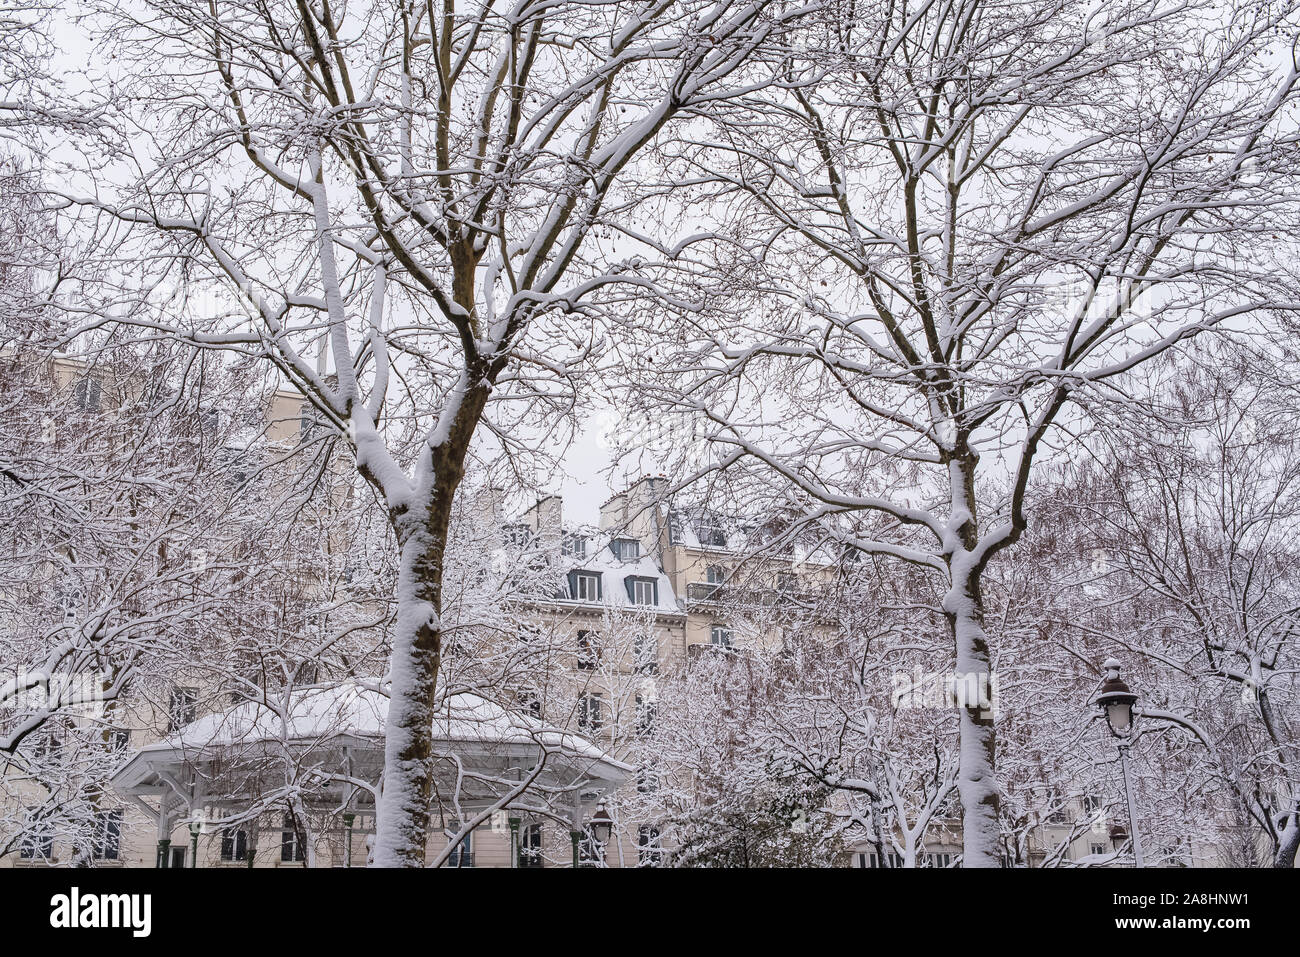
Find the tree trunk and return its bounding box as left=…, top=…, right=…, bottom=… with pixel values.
left=370, top=375, right=487, bottom=867
left=371, top=526, right=445, bottom=867
left=1274, top=804, right=1299, bottom=868
left=945, top=568, right=1001, bottom=867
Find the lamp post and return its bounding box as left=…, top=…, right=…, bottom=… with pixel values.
left=342, top=812, right=355, bottom=868
left=188, top=817, right=202, bottom=869
left=570, top=828, right=582, bottom=868
left=1094, top=658, right=1143, bottom=867
left=508, top=817, right=521, bottom=869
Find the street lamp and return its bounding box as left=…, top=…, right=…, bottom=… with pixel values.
left=589, top=800, right=614, bottom=865
left=1096, top=658, right=1137, bottom=737
left=1093, top=658, right=1144, bottom=867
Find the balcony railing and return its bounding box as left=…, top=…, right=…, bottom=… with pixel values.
left=684, top=580, right=825, bottom=608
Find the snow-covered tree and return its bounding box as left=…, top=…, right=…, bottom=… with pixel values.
left=623, top=0, right=1300, bottom=864
left=67, top=0, right=815, bottom=866
left=1051, top=339, right=1300, bottom=866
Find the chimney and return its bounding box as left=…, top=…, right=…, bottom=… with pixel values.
left=470, top=485, right=506, bottom=526
left=520, top=494, right=563, bottom=539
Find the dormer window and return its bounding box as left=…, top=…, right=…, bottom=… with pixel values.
left=625, top=576, right=658, bottom=606
left=610, top=538, right=640, bottom=561
left=568, top=570, right=602, bottom=602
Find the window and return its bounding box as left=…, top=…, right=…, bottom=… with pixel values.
left=706, top=564, right=726, bottom=584
left=923, top=851, right=952, bottom=868
left=19, top=814, right=52, bottom=860
left=776, top=571, right=798, bottom=593
left=1089, top=842, right=1106, bottom=857
left=576, top=630, right=599, bottom=670
left=625, top=576, right=658, bottom=606
left=568, top=570, right=602, bottom=602
left=93, top=810, right=123, bottom=861
left=635, top=694, right=657, bottom=736
left=1082, top=794, right=1103, bottom=814
left=610, top=537, right=640, bottom=561
left=199, top=408, right=221, bottom=435
left=170, top=846, right=186, bottom=869
left=636, top=766, right=659, bottom=794
left=867, top=851, right=904, bottom=868
left=1042, top=789, right=1067, bottom=824
left=446, top=823, right=474, bottom=868
left=40, top=726, right=64, bottom=761
left=58, top=586, right=83, bottom=624
left=710, top=624, right=733, bottom=650
left=634, top=633, right=658, bottom=674
left=578, top=693, right=604, bottom=733
left=638, top=826, right=663, bottom=866
left=281, top=813, right=306, bottom=862
left=1159, top=839, right=1189, bottom=866
left=519, top=824, right=543, bottom=868
left=697, top=517, right=727, bottom=548
left=220, top=827, right=249, bottom=862
left=73, top=377, right=102, bottom=412
left=108, top=728, right=131, bottom=753
left=168, top=687, right=198, bottom=731
left=562, top=533, right=587, bottom=559
left=502, top=523, right=531, bottom=549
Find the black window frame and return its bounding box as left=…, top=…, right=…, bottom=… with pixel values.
left=220, top=826, right=249, bottom=862
left=92, top=809, right=123, bottom=861
left=638, top=825, right=663, bottom=866
left=281, top=813, right=306, bottom=862
left=634, top=633, right=658, bottom=674
left=519, top=823, right=544, bottom=868
left=168, top=686, right=198, bottom=731
left=576, top=630, right=599, bottom=670
left=578, top=693, right=604, bottom=733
